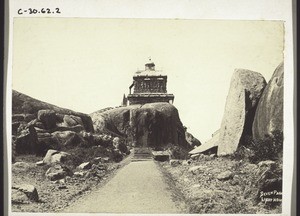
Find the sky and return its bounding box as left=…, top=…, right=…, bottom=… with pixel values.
left=12, top=18, right=284, bottom=142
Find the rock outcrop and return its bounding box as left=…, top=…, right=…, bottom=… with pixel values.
left=252, top=62, right=284, bottom=141
left=12, top=90, right=95, bottom=156
left=185, top=131, right=201, bottom=148
left=12, top=90, right=94, bottom=132
left=217, top=69, right=267, bottom=156
left=37, top=110, right=57, bottom=130
left=91, top=102, right=192, bottom=150
left=14, top=125, right=38, bottom=154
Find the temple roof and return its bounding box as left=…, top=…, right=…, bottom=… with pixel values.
left=133, top=58, right=166, bottom=77
left=134, top=69, right=166, bottom=77
left=128, top=93, right=174, bottom=97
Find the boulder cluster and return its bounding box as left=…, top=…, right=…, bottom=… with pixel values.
left=39, top=149, right=111, bottom=182
left=12, top=90, right=131, bottom=160
left=189, top=62, right=284, bottom=156
left=12, top=109, right=129, bottom=157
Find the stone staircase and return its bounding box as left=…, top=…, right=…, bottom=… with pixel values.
left=132, top=147, right=153, bottom=162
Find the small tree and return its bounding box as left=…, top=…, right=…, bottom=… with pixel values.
left=238, top=130, right=283, bottom=163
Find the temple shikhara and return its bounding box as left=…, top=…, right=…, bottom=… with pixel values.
left=124, top=59, right=175, bottom=105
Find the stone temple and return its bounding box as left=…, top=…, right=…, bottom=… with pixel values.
left=126, top=59, right=175, bottom=105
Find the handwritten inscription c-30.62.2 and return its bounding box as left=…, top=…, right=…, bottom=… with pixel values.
left=18, top=8, right=61, bottom=15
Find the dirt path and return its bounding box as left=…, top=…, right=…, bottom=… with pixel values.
left=62, top=160, right=182, bottom=213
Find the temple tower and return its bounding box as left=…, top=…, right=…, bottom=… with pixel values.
left=127, top=59, right=175, bottom=105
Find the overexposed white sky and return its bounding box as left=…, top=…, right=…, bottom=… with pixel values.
left=12, top=18, right=284, bottom=142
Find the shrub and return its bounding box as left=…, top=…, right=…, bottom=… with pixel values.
left=165, top=144, right=189, bottom=160
left=111, top=150, right=123, bottom=162
left=235, top=130, right=283, bottom=163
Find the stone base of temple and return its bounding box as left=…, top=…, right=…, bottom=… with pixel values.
left=127, top=93, right=174, bottom=105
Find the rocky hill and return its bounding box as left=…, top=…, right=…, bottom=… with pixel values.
left=12, top=90, right=201, bottom=158
left=90, top=103, right=200, bottom=150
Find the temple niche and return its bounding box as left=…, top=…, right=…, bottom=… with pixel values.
left=126, top=59, right=175, bottom=105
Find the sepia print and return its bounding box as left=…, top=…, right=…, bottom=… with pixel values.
left=9, top=17, right=286, bottom=214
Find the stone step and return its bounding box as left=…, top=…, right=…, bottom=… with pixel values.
left=131, top=159, right=152, bottom=162
left=133, top=156, right=153, bottom=159
left=132, top=147, right=153, bottom=161
left=134, top=153, right=152, bottom=156
left=133, top=155, right=152, bottom=158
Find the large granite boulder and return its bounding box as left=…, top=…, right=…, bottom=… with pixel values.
left=62, top=115, right=84, bottom=127
left=43, top=149, right=71, bottom=165
left=36, top=131, right=61, bottom=155
left=11, top=189, right=30, bottom=204
left=45, top=164, right=73, bottom=181
left=12, top=184, right=39, bottom=202
left=35, top=130, right=88, bottom=154
left=217, top=69, right=267, bottom=156
left=62, top=132, right=87, bottom=147
left=91, top=103, right=190, bottom=150
left=51, top=131, right=86, bottom=147
left=252, top=62, right=284, bottom=141
left=37, top=109, right=57, bottom=130
left=50, top=131, right=72, bottom=140
left=15, top=126, right=38, bottom=154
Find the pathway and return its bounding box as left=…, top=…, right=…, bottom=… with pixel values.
left=62, top=157, right=181, bottom=213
